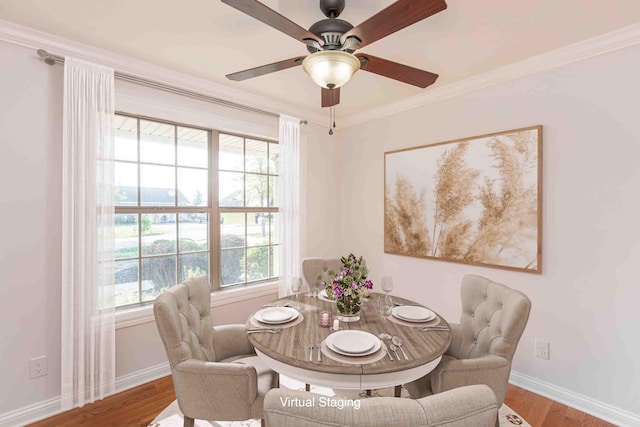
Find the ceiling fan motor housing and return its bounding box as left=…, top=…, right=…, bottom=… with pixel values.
left=307, top=18, right=354, bottom=53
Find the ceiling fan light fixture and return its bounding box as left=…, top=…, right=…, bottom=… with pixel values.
left=301, top=50, right=360, bottom=89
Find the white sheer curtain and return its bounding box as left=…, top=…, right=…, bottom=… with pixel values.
left=61, top=57, right=116, bottom=410
left=278, top=115, right=301, bottom=297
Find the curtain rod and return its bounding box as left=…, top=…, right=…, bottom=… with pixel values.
left=37, top=49, right=308, bottom=125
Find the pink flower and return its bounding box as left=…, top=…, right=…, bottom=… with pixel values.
left=365, top=280, right=373, bottom=289
left=352, top=282, right=358, bottom=290
left=332, top=286, right=343, bottom=298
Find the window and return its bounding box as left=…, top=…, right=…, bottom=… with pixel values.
left=114, top=114, right=278, bottom=308
left=219, top=134, right=280, bottom=286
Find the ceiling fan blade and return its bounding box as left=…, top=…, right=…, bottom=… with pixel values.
left=222, top=0, right=323, bottom=46
left=321, top=87, right=341, bottom=107
left=341, top=0, right=447, bottom=48
left=356, top=53, right=438, bottom=88
left=226, top=56, right=305, bottom=81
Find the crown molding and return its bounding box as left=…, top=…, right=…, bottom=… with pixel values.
left=2, top=18, right=640, bottom=132
left=341, top=23, right=640, bottom=129
left=0, top=18, right=327, bottom=126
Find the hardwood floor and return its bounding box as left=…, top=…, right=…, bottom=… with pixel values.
left=28, top=377, right=176, bottom=427
left=28, top=378, right=616, bottom=427
left=503, top=384, right=617, bottom=427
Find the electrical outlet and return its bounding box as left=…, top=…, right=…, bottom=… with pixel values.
left=535, top=340, right=550, bottom=360
left=29, top=356, right=47, bottom=379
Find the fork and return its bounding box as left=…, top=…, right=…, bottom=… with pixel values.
left=316, top=342, right=322, bottom=362
left=418, top=326, right=448, bottom=331
left=384, top=347, right=394, bottom=361
left=309, top=344, right=315, bottom=362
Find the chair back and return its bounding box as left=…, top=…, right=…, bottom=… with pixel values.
left=301, top=257, right=343, bottom=287
left=453, top=274, right=531, bottom=361
left=264, top=385, right=498, bottom=427
left=153, top=276, right=216, bottom=367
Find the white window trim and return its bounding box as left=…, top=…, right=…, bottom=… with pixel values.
left=115, top=281, right=280, bottom=329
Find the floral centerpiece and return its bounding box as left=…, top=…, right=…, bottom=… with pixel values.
left=325, top=254, right=373, bottom=321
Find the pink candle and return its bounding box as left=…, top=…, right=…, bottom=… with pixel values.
left=319, top=311, right=332, bottom=327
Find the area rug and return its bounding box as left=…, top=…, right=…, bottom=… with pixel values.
left=149, top=376, right=530, bottom=427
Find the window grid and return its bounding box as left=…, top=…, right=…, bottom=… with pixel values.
left=218, top=133, right=279, bottom=288
left=114, top=113, right=279, bottom=309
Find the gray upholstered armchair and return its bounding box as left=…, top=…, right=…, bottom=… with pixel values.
left=263, top=384, right=498, bottom=427
left=153, top=276, right=279, bottom=427
left=405, top=274, right=531, bottom=408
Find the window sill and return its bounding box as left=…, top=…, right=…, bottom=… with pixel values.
left=115, top=281, right=280, bottom=330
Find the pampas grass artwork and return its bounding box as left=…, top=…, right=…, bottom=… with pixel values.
left=384, top=126, right=542, bottom=273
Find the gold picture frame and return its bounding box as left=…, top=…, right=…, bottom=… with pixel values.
left=384, top=125, right=542, bottom=274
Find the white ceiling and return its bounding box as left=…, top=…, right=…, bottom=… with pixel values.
left=1, top=0, right=639, bottom=118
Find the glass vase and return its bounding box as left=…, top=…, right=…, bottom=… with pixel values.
left=336, top=295, right=361, bottom=322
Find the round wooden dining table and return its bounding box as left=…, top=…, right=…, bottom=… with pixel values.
left=246, top=293, right=451, bottom=392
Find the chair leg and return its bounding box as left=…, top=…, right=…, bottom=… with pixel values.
left=261, top=418, right=266, bottom=427
left=305, top=383, right=310, bottom=391
left=365, top=389, right=372, bottom=396
left=394, top=385, right=402, bottom=397
left=183, top=416, right=195, bottom=427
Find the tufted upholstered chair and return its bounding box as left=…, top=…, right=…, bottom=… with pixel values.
left=153, top=276, right=279, bottom=427
left=301, top=257, right=343, bottom=289
left=404, top=275, right=531, bottom=410
left=263, top=384, right=498, bottom=427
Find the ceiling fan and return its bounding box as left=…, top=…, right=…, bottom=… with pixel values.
left=222, top=0, right=447, bottom=110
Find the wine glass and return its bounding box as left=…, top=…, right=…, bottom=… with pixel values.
left=377, top=294, right=393, bottom=320
left=291, top=277, right=303, bottom=310
left=310, top=278, right=324, bottom=298
left=381, top=276, right=394, bottom=295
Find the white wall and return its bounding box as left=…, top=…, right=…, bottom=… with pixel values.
left=0, top=40, right=338, bottom=419
left=335, top=44, right=640, bottom=418
left=300, top=125, right=341, bottom=259
left=0, top=40, right=63, bottom=415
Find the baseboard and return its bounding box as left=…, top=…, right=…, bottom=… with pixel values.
left=510, top=370, right=640, bottom=427
left=115, top=362, right=171, bottom=393
left=0, top=395, right=61, bottom=427
left=0, top=362, right=171, bottom=427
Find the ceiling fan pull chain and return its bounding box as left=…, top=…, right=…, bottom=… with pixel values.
left=331, top=94, right=336, bottom=128
left=332, top=105, right=336, bottom=130
left=331, top=88, right=336, bottom=131
left=328, top=85, right=335, bottom=135
left=330, top=104, right=336, bottom=135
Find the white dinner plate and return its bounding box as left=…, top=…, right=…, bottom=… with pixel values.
left=319, top=289, right=336, bottom=302
left=326, top=330, right=381, bottom=356
left=254, top=307, right=299, bottom=324
left=392, top=306, right=436, bottom=322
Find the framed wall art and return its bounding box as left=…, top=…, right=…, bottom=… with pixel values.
left=384, top=125, right=542, bottom=273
